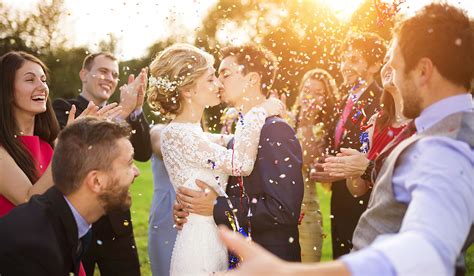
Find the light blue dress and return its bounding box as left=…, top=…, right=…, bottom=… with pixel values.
left=148, top=154, right=177, bottom=276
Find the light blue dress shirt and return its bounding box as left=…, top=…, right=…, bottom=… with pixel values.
left=64, top=196, right=91, bottom=239
left=342, top=94, right=474, bottom=275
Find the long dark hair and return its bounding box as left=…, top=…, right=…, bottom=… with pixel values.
left=0, top=51, right=60, bottom=183
left=375, top=89, right=396, bottom=130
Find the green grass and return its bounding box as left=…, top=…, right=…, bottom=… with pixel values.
left=130, top=161, right=473, bottom=275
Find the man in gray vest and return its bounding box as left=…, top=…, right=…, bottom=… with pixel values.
left=213, top=3, right=474, bottom=275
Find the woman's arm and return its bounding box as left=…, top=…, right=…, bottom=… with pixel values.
left=205, top=133, right=233, bottom=147
left=0, top=148, right=53, bottom=205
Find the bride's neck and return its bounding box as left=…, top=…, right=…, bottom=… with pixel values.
left=173, top=102, right=203, bottom=124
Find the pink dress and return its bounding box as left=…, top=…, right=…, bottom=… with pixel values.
left=0, top=136, right=53, bottom=217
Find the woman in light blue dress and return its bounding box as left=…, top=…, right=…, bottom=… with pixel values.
left=148, top=124, right=177, bottom=276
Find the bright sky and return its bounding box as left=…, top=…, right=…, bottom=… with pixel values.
left=4, top=0, right=474, bottom=60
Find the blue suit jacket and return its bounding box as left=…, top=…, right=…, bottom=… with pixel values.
left=213, top=116, right=304, bottom=262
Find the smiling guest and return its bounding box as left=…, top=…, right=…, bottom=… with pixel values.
left=0, top=51, right=60, bottom=217
left=53, top=52, right=151, bottom=276
left=0, top=117, right=140, bottom=275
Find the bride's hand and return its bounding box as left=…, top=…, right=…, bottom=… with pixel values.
left=260, top=97, right=284, bottom=117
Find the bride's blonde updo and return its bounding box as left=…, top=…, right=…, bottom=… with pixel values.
left=147, top=43, right=215, bottom=116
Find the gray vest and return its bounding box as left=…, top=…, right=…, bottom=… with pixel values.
left=352, top=111, right=474, bottom=255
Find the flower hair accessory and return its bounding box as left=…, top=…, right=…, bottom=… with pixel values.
left=148, top=75, right=183, bottom=95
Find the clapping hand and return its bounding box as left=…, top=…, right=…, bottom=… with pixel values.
left=322, top=148, right=369, bottom=178
left=66, top=101, right=123, bottom=126
left=118, top=68, right=148, bottom=119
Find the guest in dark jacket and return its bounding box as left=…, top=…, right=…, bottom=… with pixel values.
left=52, top=52, right=150, bottom=276
left=0, top=118, right=140, bottom=276
left=312, top=32, right=386, bottom=258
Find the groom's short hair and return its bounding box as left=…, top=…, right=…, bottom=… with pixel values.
left=220, top=44, right=278, bottom=96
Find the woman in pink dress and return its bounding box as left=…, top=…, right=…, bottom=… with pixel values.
left=0, top=51, right=59, bottom=216
left=0, top=51, right=99, bottom=276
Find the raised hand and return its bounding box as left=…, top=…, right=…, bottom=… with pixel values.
left=66, top=101, right=98, bottom=126
left=119, top=76, right=138, bottom=119
left=96, top=102, right=123, bottom=120
left=135, top=68, right=148, bottom=111
left=119, top=68, right=148, bottom=119
left=66, top=101, right=123, bottom=126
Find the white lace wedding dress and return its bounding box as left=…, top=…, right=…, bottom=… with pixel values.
left=161, top=107, right=267, bottom=275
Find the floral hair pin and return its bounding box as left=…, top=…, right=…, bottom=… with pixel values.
left=148, top=75, right=183, bottom=94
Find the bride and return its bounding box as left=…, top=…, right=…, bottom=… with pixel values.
left=147, top=43, right=283, bottom=275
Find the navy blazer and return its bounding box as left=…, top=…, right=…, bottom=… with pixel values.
left=0, top=187, right=81, bottom=276
left=213, top=116, right=304, bottom=262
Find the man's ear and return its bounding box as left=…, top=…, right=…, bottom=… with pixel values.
left=368, top=61, right=382, bottom=75
left=84, top=170, right=106, bottom=194
left=79, top=69, right=89, bottom=82
left=416, top=57, right=433, bottom=86
left=247, top=72, right=261, bottom=87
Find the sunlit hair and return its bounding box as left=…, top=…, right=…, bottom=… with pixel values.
left=147, top=43, right=215, bottom=116
left=0, top=51, right=59, bottom=183
left=292, top=68, right=339, bottom=140
left=394, top=3, right=473, bottom=90
left=220, top=43, right=278, bottom=96
left=82, top=52, right=117, bottom=71
left=340, top=32, right=387, bottom=66
left=52, top=117, right=131, bottom=195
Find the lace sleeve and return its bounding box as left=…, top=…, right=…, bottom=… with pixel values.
left=162, top=107, right=267, bottom=177
left=205, top=133, right=233, bottom=147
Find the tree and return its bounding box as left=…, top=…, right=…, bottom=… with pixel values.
left=195, top=0, right=344, bottom=107
left=0, top=0, right=66, bottom=55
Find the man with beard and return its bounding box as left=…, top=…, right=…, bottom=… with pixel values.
left=313, top=32, right=386, bottom=258
left=0, top=118, right=140, bottom=276
left=53, top=52, right=151, bottom=276
left=214, top=3, right=474, bottom=276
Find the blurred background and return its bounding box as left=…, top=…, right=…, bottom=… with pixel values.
left=2, top=0, right=472, bottom=130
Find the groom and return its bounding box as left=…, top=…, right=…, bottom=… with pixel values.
left=173, top=44, right=304, bottom=262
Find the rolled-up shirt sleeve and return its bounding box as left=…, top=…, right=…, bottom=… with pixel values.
left=342, top=137, right=474, bottom=275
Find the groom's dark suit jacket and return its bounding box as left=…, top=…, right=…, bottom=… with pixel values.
left=213, top=116, right=304, bottom=262
left=53, top=95, right=151, bottom=275
left=0, top=187, right=81, bottom=276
